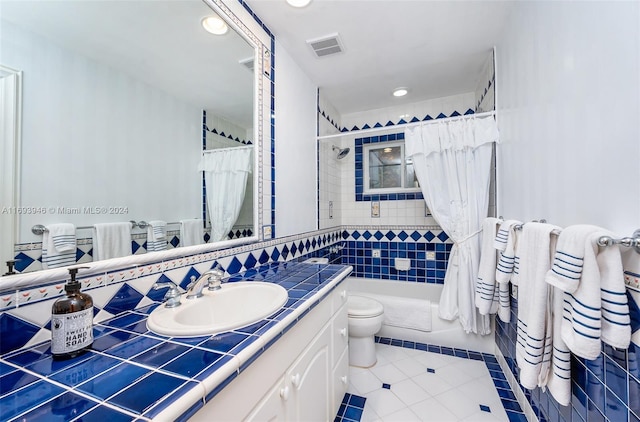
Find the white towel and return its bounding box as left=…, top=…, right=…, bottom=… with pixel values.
left=180, top=219, right=204, bottom=247
left=147, top=220, right=167, bottom=252
left=515, top=222, right=561, bottom=390
left=42, top=223, right=76, bottom=269
left=364, top=293, right=432, bottom=332
left=544, top=286, right=572, bottom=406
left=92, top=222, right=132, bottom=261
left=545, top=225, right=631, bottom=359
left=476, top=217, right=501, bottom=315
left=495, top=220, right=521, bottom=285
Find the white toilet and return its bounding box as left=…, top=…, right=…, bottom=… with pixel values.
left=347, top=295, right=384, bottom=368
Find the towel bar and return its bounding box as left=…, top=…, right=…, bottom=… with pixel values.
left=32, top=220, right=145, bottom=235
left=597, top=229, right=640, bottom=254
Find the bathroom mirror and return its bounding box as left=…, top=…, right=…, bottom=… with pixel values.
left=0, top=0, right=265, bottom=276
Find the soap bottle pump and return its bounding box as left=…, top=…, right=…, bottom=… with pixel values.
left=51, top=266, right=94, bottom=360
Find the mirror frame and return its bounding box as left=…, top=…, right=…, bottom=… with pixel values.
left=0, top=0, right=271, bottom=291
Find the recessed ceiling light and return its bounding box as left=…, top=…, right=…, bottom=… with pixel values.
left=202, top=15, right=228, bottom=35
left=393, top=88, right=408, bottom=97
left=286, top=0, right=312, bottom=7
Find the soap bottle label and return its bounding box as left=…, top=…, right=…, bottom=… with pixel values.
left=51, top=308, right=93, bottom=354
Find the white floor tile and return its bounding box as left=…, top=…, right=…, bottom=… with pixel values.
left=381, top=407, right=421, bottom=421
left=350, top=368, right=386, bottom=394
left=411, top=371, right=455, bottom=396
left=389, top=378, right=431, bottom=406
left=410, top=397, right=459, bottom=422
left=365, top=388, right=407, bottom=417
left=369, top=362, right=409, bottom=385
left=344, top=344, right=513, bottom=422
left=433, top=387, right=486, bottom=420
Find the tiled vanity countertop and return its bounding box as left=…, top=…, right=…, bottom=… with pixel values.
left=0, top=261, right=352, bottom=421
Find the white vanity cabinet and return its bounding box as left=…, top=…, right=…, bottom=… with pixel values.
left=192, top=283, right=349, bottom=421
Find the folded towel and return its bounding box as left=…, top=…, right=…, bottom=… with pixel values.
left=476, top=217, right=501, bottom=315
left=180, top=219, right=204, bottom=247
left=364, top=293, right=432, bottom=332
left=42, top=223, right=77, bottom=269
left=495, top=220, right=521, bottom=285
left=92, top=222, right=132, bottom=261
left=147, top=220, right=167, bottom=252
left=515, top=222, right=561, bottom=390
left=545, top=225, right=631, bottom=359
left=544, top=286, right=572, bottom=406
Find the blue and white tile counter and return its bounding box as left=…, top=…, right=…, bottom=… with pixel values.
left=0, top=262, right=352, bottom=421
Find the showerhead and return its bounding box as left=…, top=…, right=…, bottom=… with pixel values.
left=332, top=145, right=350, bottom=160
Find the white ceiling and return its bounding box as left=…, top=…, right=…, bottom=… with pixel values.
left=245, top=0, right=514, bottom=115
left=0, top=0, right=255, bottom=128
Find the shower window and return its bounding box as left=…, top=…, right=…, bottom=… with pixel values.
left=363, top=141, right=420, bottom=194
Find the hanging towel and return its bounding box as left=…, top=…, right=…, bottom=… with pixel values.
left=362, top=293, right=432, bottom=332
left=92, top=222, right=132, bottom=261
left=476, top=217, right=501, bottom=315
left=146, top=220, right=167, bottom=252
left=180, top=219, right=204, bottom=247
left=545, top=225, right=631, bottom=359
left=544, top=285, right=572, bottom=406
left=495, top=220, right=521, bottom=285
left=515, top=222, right=561, bottom=390
left=42, top=223, right=77, bottom=269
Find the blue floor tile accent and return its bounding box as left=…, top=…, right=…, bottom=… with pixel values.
left=334, top=393, right=367, bottom=422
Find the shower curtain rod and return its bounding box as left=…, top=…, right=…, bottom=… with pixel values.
left=202, top=144, right=253, bottom=154
left=317, top=110, right=496, bottom=141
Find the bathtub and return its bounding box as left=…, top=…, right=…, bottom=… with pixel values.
left=345, top=277, right=495, bottom=354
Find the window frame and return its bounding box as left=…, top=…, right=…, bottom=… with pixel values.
left=363, top=140, right=421, bottom=195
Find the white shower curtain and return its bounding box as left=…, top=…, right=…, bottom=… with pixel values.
left=198, top=146, right=253, bottom=242
left=405, top=116, right=499, bottom=335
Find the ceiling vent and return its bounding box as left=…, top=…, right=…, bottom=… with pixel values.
left=306, top=33, right=344, bottom=58
left=239, top=57, right=254, bottom=73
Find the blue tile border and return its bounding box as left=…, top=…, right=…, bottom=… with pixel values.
left=334, top=393, right=367, bottom=422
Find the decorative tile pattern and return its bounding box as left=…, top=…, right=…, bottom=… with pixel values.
left=334, top=393, right=367, bottom=422
left=340, top=228, right=452, bottom=283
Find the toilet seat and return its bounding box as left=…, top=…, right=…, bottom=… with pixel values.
left=348, top=295, right=384, bottom=318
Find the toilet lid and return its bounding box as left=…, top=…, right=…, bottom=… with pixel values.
left=348, top=295, right=384, bottom=318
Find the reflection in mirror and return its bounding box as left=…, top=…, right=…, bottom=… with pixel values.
left=0, top=0, right=259, bottom=274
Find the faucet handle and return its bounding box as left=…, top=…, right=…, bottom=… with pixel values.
left=152, top=281, right=182, bottom=308
left=207, top=270, right=223, bottom=291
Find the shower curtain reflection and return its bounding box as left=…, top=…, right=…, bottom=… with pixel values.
left=199, top=146, right=253, bottom=242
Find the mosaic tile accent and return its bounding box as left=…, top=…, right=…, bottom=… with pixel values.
left=204, top=124, right=252, bottom=145
left=374, top=336, right=527, bottom=421
left=340, top=227, right=452, bottom=283
left=496, top=293, right=640, bottom=422
left=334, top=393, right=367, bottom=422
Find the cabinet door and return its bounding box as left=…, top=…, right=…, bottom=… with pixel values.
left=245, top=376, right=288, bottom=422
left=331, top=303, right=349, bottom=366
left=331, top=346, right=349, bottom=414
left=287, top=326, right=331, bottom=421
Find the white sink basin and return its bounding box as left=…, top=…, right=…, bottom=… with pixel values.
left=147, top=282, right=288, bottom=337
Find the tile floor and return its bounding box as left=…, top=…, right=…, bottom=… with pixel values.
left=337, top=341, right=525, bottom=421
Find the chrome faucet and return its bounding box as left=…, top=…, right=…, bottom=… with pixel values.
left=186, top=267, right=224, bottom=299
left=152, top=281, right=182, bottom=308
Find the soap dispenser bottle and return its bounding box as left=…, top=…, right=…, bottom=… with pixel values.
left=51, top=266, right=94, bottom=360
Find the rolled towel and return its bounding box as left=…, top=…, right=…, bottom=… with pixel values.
left=545, top=225, right=631, bottom=359
left=147, top=220, right=167, bottom=252
left=92, top=222, right=132, bottom=261
left=42, top=223, right=76, bottom=269
left=180, top=219, right=204, bottom=247
left=476, top=217, right=501, bottom=315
